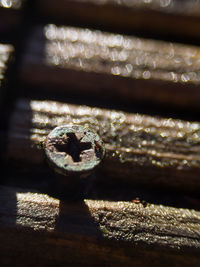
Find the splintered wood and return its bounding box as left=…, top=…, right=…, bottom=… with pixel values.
left=0, top=0, right=23, bottom=32
left=21, top=25, right=200, bottom=110
left=6, top=99, right=200, bottom=191
left=0, top=186, right=199, bottom=266
left=36, top=0, right=200, bottom=38
left=0, top=44, right=14, bottom=101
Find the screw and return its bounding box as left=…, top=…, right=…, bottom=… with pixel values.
left=44, top=125, right=105, bottom=197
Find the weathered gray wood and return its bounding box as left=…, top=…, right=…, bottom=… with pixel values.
left=5, top=99, right=200, bottom=191
left=0, top=185, right=199, bottom=266
left=20, top=25, right=200, bottom=110
left=36, top=0, right=200, bottom=39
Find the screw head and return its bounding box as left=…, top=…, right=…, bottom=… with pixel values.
left=44, top=125, right=105, bottom=177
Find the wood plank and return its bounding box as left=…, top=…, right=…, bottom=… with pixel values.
left=20, top=25, right=200, bottom=110
left=5, top=98, right=200, bottom=191
left=0, top=185, right=199, bottom=266
left=0, top=44, right=14, bottom=104
left=36, top=0, right=200, bottom=39
left=0, top=0, right=23, bottom=33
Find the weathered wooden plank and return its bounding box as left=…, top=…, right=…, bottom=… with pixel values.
left=0, top=185, right=199, bottom=266
left=36, top=0, right=200, bottom=39
left=20, top=25, right=200, bottom=110
left=5, top=98, right=200, bottom=191
left=0, top=44, right=14, bottom=104
left=0, top=0, right=23, bottom=33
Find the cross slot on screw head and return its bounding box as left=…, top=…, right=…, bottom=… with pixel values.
left=44, top=125, right=105, bottom=177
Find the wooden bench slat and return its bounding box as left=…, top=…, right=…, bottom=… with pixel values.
left=5, top=98, right=200, bottom=191
left=20, top=25, right=200, bottom=110
left=0, top=185, right=199, bottom=266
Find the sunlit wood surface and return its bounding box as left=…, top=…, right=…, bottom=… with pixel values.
left=5, top=99, right=200, bottom=191
left=20, top=25, right=200, bottom=110
left=0, top=186, right=199, bottom=266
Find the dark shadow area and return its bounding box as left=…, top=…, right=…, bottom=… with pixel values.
left=17, top=86, right=200, bottom=122
left=88, top=176, right=200, bottom=211
left=2, top=165, right=200, bottom=212
left=30, top=1, right=200, bottom=47
left=0, top=186, right=17, bottom=228
left=55, top=199, right=101, bottom=238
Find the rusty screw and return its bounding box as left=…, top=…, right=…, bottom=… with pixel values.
left=44, top=125, right=105, bottom=197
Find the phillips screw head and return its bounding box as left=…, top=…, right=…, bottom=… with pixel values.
left=44, top=125, right=105, bottom=178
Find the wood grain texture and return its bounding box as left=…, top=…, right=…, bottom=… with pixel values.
left=0, top=44, right=14, bottom=103
left=0, top=185, right=200, bottom=266
left=0, top=0, right=23, bottom=32
left=36, top=0, right=200, bottom=39
left=20, top=25, right=200, bottom=110
left=5, top=99, right=200, bottom=191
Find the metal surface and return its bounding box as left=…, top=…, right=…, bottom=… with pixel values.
left=44, top=125, right=105, bottom=177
